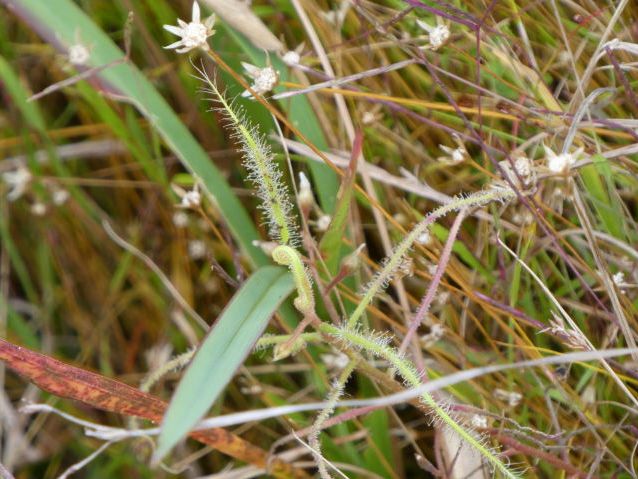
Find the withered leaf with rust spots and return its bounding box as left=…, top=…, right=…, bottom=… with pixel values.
left=0, top=338, right=307, bottom=479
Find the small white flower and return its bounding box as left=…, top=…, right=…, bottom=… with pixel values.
left=298, top=171, right=311, bottom=194
left=282, top=50, right=300, bottom=66
left=182, top=190, right=201, bottom=208
left=342, top=243, right=366, bottom=272
left=612, top=272, right=631, bottom=293
left=172, top=211, right=189, bottom=228
left=241, top=62, right=279, bottom=98
left=321, top=0, right=351, bottom=26
left=281, top=43, right=305, bottom=67
left=360, top=104, right=383, bottom=126
left=66, top=30, right=91, bottom=66
left=420, top=323, right=444, bottom=347
left=494, top=388, right=523, bottom=407
left=544, top=144, right=583, bottom=174
left=163, top=1, right=216, bottom=54
left=417, top=231, right=431, bottom=245
left=471, top=414, right=487, bottom=428
left=361, top=111, right=376, bottom=125
left=396, top=257, right=414, bottom=279
left=557, top=50, right=571, bottom=66
left=512, top=211, right=533, bottom=225
left=30, top=202, right=46, bottom=216
left=612, top=271, right=626, bottom=287
left=52, top=189, right=70, bottom=205
left=321, top=352, right=350, bottom=370
left=316, top=214, right=331, bottom=232
left=2, top=166, right=32, bottom=201
left=176, top=184, right=201, bottom=209
left=436, top=291, right=450, bottom=306
left=437, top=135, right=467, bottom=165
left=188, top=239, right=207, bottom=259
left=429, top=25, right=450, bottom=49
left=416, top=19, right=450, bottom=51
left=240, top=384, right=263, bottom=395
left=68, top=43, right=90, bottom=66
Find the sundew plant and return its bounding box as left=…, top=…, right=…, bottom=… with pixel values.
left=1, top=1, right=638, bottom=479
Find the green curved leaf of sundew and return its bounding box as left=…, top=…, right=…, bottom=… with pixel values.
left=7, top=0, right=267, bottom=266
left=155, top=266, right=295, bottom=462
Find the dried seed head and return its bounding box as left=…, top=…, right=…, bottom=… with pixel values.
left=297, top=172, right=314, bottom=214
left=316, top=214, right=331, bottom=232
left=494, top=388, right=523, bottom=407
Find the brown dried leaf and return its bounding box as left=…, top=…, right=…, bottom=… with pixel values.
left=0, top=338, right=306, bottom=479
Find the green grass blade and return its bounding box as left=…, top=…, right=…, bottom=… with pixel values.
left=318, top=134, right=359, bottom=274
left=154, top=266, right=294, bottom=462
left=11, top=0, right=267, bottom=266
left=0, top=54, right=46, bottom=133
left=579, top=154, right=627, bottom=240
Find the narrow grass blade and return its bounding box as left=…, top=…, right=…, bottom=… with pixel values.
left=319, top=131, right=361, bottom=274
left=155, top=266, right=295, bottom=462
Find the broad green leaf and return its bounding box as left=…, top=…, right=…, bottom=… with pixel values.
left=155, top=266, right=295, bottom=461
left=11, top=0, right=268, bottom=266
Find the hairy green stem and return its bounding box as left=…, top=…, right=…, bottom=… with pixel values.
left=347, top=187, right=515, bottom=329
left=197, top=67, right=297, bottom=246
left=272, top=245, right=315, bottom=314
left=320, top=323, right=519, bottom=479
left=309, top=360, right=358, bottom=479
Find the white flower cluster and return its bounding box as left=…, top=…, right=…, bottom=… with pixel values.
left=416, top=19, right=450, bottom=51
left=544, top=144, right=584, bottom=174
left=2, top=167, right=31, bottom=201
left=241, top=62, right=279, bottom=98
left=163, top=2, right=216, bottom=54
